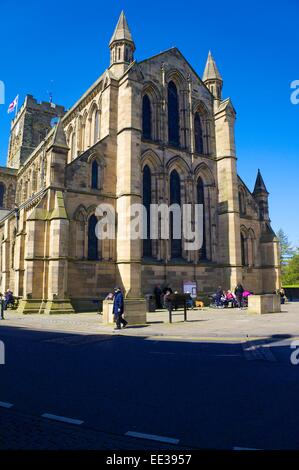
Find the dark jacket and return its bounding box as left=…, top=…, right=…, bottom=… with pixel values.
left=235, top=285, right=244, bottom=297
left=113, top=291, right=124, bottom=316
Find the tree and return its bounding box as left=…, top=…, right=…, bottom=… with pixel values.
left=277, top=229, right=299, bottom=285
left=277, top=229, right=295, bottom=265
left=283, top=251, right=299, bottom=286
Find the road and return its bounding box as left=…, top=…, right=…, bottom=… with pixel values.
left=1, top=323, right=299, bottom=450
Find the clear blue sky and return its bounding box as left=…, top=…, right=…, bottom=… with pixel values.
left=0, top=0, right=298, bottom=244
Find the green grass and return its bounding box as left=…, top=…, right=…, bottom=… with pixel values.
left=282, top=285, right=299, bottom=288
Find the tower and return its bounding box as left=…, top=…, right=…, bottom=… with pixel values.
left=253, top=169, right=270, bottom=221
left=7, top=95, right=65, bottom=169
left=203, top=51, right=223, bottom=102
left=109, top=11, right=135, bottom=77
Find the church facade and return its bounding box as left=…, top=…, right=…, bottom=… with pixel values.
left=0, top=12, right=280, bottom=315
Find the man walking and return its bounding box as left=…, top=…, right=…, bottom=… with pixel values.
left=0, top=293, right=4, bottom=320
left=113, top=287, right=128, bottom=330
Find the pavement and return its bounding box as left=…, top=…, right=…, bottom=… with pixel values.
left=0, top=301, right=298, bottom=340
left=1, top=302, right=299, bottom=450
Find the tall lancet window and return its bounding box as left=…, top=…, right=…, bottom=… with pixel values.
left=142, top=95, right=152, bottom=140
left=194, top=112, right=204, bottom=154
left=94, top=110, right=99, bottom=144
left=168, top=81, right=180, bottom=147
left=0, top=183, right=5, bottom=207
left=71, top=131, right=76, bottom=159
left=142, top=165, right=152, bottom=257
left=170, top=170, right=182, bottom=258
left=91, top=160, right=99, bottom=189
left=197, top=177, right=207, bottom=260
left=241, top=232, right=247, bottom=266
left=88, top=215, right=98, bottom=260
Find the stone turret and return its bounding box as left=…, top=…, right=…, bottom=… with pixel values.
left=45, top=120, right=69, bottom=188
left=253, top=169, right=270, bottom=221
left=203, top=51, right=223, bottom=101
left=109, top=11, right=135, bottom=77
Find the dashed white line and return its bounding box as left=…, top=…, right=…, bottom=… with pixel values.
left=233, top=446, right=260, bottom=450
left=0, top=401, right=13, bottom=408
left=41, top=413, right=84, bottom=425
left=125, top=431, right=179, bottom=445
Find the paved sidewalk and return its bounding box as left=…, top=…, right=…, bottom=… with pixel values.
left=0, top=302, right=298, bottom=340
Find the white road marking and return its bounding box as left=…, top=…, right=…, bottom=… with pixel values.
left=125, top=431, right=179, bottom=445
left=233, top=446, right=260, bottom=450
left=242, top=340, right=276, bottom=362
left=41, top=413, right=84, bottom=425
left=0, top=401, right=13, bottom=408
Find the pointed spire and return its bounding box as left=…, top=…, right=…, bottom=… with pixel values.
left=203, top=51, right=222, bottom=82
left=109, top=11, right=135, bottom=48
left=253, top=169, right=269, bottom=195
left=51, top=120, right=68, bottom=149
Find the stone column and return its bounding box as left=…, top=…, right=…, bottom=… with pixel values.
left=215, top=100, right=242, bottom=289
left=115, top=71, right=146, bottom=324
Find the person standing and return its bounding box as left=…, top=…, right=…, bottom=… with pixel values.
left=112, top=287, right=128, bottom=330
left=235, top=283, right=244, bottom=309
left=4, top=289, right=14, bottom=310
left=0, top=293, right=4, bottom=320
left=279, top=288, right=286, bottom=304
left=153, top=285, right=163, bottom=309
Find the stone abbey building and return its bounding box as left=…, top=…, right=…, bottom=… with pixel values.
left=0, top=12, right=280, bottom=316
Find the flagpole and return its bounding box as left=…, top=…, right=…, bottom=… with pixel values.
left=14, top=96, right=19, bottom=118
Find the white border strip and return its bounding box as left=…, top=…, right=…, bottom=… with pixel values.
left=0, top=401, right=13, bottom=408
left=125, top=431, right=179, bottom=445
left=42, top=413, right=84, bottom=425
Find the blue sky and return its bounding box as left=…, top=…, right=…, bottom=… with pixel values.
left=0, top=0, right=298, bottom=244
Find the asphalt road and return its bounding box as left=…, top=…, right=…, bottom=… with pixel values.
left=1, top=324, right=299, bottom=450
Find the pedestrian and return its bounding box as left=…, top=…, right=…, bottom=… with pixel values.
left=215, top=286, right=223, bottom=307
left=163, top=290, right=173, bottom=319
left=279, top=288, right=286, bottom=304
left=235, top=283, right=244, bottom=309
left=4, top=289, right=14, bottom=310
left=185, top=291, right=194, bottom=309
left=153, top=285, right=163, bottom=309
left=0, top=293, right=4, bottom=320
left=112, top=287, right=128, bottom=330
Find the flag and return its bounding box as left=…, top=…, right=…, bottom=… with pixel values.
left=7, top=95, right=19, bottom=114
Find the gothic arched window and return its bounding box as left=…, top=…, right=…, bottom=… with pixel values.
left=239, top=190, right=246, bottom=216
left=194, top=112, right=204, bottom=154
left=142, top=165, right=152, bottom=257
left=241, top=232, right=247, bottom=266
left=91, top=160, right=99, bottom=189
left=168, top=81, right=180, bottom=147
left=170, top=169, right=182, bottom=258
left=0, top=183, right=5, bottom=207
left=142, top=95, right=152, bottom=140
left=88, top=215, right=98, bottom=260
left=71, top=131, right=76, bottom=159
left=94, top=110, right=99, bottom=144
left=197, top=177, right=207, bottom=260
